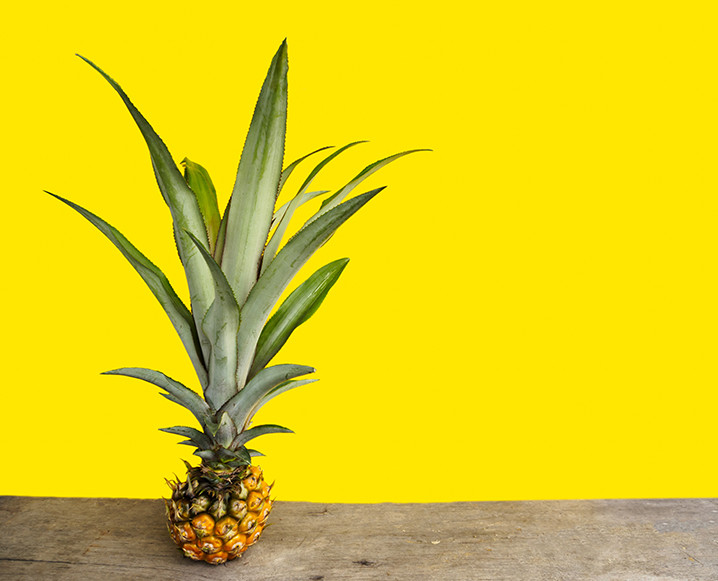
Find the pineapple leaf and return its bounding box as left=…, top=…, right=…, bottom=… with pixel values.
left=295, top=141, right=366, bottom=196
left=247, top=378, right=319, bottom=426
left=47, top=192, right=208, bottom=388
left=185, top=231, right=240, bottom=409
left=213, top=198, right=229, bottom=260
left=194, top=446, right=251, bottom=467
left=159, top=426, right=213, bottom=449
left=235, top=187, right=384, bottom=388
left=214, top=112, right=315, bottom=264
left=272, top=190, right=330, bottom=228
left=193, top=449, right=216, bottom=461
left=219, top=40, right=288, bottom=306
left=229, top=447, right=252, bottom=466
left=231, top=424, right=293, bottom=449
left=261, top=142, right=365, bottom=274
left=248, top=449, right=264, bottom=457
left=215, top=412, right=238, bottom=448
left=315, top=149, right=429, bottom=219
left=76, top=56, right=215, bottom=353
left=219, top=364, right=315, bottom=431
left=262, top=378, right=319, bottom=405
left=103, top=367, right=215, bottom=432
left=278, top=145, right=334, bottom=194
left=182, top=158, right=221, bottom=253
left=249, top=258, right=350, bottom=378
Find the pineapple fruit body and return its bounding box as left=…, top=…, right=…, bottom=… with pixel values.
left=166, top=464, right=272, bottom=564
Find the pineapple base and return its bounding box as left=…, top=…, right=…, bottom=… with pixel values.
left=164, top=463, right=273, bottom=565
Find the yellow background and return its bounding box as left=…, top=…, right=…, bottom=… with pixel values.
left=2, top=1, right=717, bottom=501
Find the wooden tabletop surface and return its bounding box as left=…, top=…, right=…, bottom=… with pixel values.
left=1, top=496, right=717, bottom=580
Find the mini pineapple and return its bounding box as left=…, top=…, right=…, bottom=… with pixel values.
left=48, top=40, right=425, bottom=564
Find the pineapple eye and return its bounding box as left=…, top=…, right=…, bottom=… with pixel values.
left=239, top=513, right=257, bottom=534
left=242, top=474, right=258, bottom=490
left=198, top=535, right=223, bottom=554
left=224, top=533, right=247, bottom=555
left=209, top=499, right=227, bottom=520
left=228, top=498, right=248, bottom=519
left=181, top=543, right=204, bottom=561
left=205, top=551, right=229, bottom=565
left=246, top=491, right=263, bottom=512
left=214, top=516, right=239, bottom=539
left=258, top=505, right=272, bottom=525
left=191, top=496, right=211, bottom=515
left=175, top=500, right=191, bottom=520
left=175, top=522, right=196, bottom=542
left=247, top=524, right=263, bottom=546
left=191, top=513, right=215, bottom=537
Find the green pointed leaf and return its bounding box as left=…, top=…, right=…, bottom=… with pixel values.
left=103, top=367, right=214, bottom=431
left=248, top=449, right=264, bottom=457
left=77, top=55, right=214, bottom=351
left=246, top=378, right=318, bottom=426
left=219, top=364, right=315, bottom=431
left=216, top=145, right=323, bottom=262
left=278, top=146, right=334, bottom=194
left=227, top=447, right=252, bottom=466
left=261, top=142, right=364, bottom=274
left=215, top=412, right=238, bottom=448
left=235, top=187, right=384, bottom=388
left=219, top=41, right=288, bottom=306
left=199, top=446, right=250, bottom=467
left=261, top=378, right=318, bottom=406
left=185, top=231, right=240, bottom=409
left=182, top=158, right=221, bottom=253
left=47, top=192, right=207, bottom=388
left=272, top=190, right=330, bottom=228
left=316, top=149, right=429, bottom=219
left=249, top=258, right=349, bottom=378
left=159, top=426, right=213, bottom=449
left=214, top=202, right=229, bottom=260
left=194, top=449, right=217, bottom=461
left=230, top=424, right=293, bottom=449
left=160, top=392, right=213, bottom=428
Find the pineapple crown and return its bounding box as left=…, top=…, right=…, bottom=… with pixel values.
left=47, top=41, right=427, bottom=469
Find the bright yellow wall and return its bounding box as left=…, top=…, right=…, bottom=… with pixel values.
left=2, top=1, right=717, bottom=501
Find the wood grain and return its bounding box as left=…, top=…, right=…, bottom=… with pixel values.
left=1, top=497, right=716, bottom=580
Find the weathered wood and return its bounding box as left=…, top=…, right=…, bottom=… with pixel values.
left=1, top=497, right=716, bottom=580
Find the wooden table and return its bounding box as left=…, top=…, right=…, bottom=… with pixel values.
left=1, top=497, right=717, bottom=580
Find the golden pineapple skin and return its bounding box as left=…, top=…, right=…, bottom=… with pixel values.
left=165, top=464, right=273, bottom=564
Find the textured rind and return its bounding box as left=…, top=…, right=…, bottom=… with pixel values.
left=165, top=464, right=272, bottom=564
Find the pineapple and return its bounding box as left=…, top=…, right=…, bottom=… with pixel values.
left=48, top=40, right=425, bottom=564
